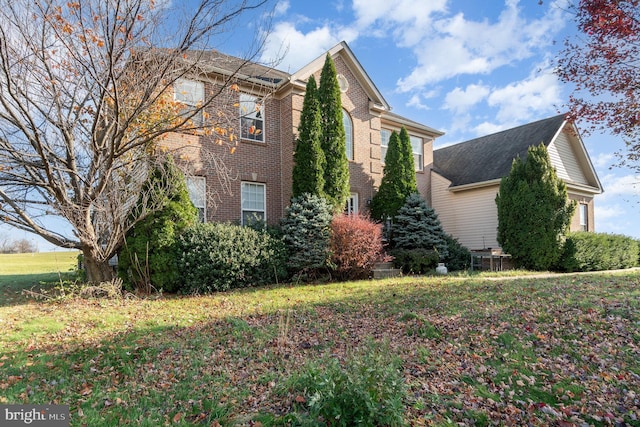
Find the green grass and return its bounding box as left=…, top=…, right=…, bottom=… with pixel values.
left=1, top=260, right=639, bottom=426
left=0, top=251, right=80, bottom=306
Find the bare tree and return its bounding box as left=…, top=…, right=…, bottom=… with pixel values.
left=0, top=0, right=273, bottom=282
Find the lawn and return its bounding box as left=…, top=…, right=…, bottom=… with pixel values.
left=0, top=255, right=639, bottom=426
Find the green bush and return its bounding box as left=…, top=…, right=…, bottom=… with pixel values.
left=391, top=193, right=448, bottom=258
left=118, top=156, right=198, bottom=293
left=389, top=248, right=439, bottom=274
left=176, top=222, right=288, bottom=293
left=285, top=342, right=406, bottom=426
left=442, top=234, right=471, bottom=272
left=280, top=193, right=333, bottom=277
left=558, top=232, right=639, bottom=272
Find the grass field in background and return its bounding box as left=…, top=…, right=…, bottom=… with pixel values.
left=0, top=251, right=79, bottom=306
left=0, top=260, right=639, bottom=425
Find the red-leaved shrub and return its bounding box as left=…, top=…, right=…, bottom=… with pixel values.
left=330, top=214, right=390, bottom=280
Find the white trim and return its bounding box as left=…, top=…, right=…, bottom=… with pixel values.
left=241, top=181, right=266, bottom=225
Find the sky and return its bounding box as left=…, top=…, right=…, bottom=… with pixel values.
left=2, top=0, right=639, bottom=251
left=251, top=0, right=640, bottom=238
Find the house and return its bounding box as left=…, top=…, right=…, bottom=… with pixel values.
left=163, top=41, right=603, bottom=254
left=431, top=115, right=603, bottom=251
left=162, top=41, right=443, bottom=225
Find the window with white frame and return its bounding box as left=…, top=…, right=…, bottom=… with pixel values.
left=241, top=182, right=266, bottom=226
left=239, top=94, right=264, bottom=142
left=174, top=79, right=204, bottom=126
left=410, top=135, right=424, bottom=171
left=343, top=109, right=353, bottom=160
left=186, top=176, right=206, bottom=222
left=380, top=129, right=391, bottom=163
left=579, top=203, right=588, bottom=231
left=380, top=129, right=423, bottom=171
left=345, top=193, right=358, bottom=215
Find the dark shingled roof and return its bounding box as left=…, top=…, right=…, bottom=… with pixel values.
left=433, top=114, right=567, bottom=187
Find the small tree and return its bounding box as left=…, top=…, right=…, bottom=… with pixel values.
left=392, top=193, right=448, bottom=257
left=280, top=193, right=333, bottom=278
left=318, top=54, right=350, bottom=212
left=292, top=75, right=325, bottom=198
left=496, top=143, right=576, bottom=270
left=370, top=127, right=418, bottom=221
left=118, top=156, right=198, bottom=293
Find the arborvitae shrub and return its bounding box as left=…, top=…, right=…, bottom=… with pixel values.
left=176, top=222, right=288, bottom=293
left=442, top=234, right=471, bottom=271
left=330, top=214, right=389, bottom=281
left=496, top=143, right=575, bottom=271
left=280, top=193, right=333, bottom=277
left=559, top=232, right=639, bottom=272
left=118, top=156, right=197, bottom=293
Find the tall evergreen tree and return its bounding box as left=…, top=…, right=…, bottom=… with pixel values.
left=370, top=127, right=418, bottom=221
left=318, top=53, right=350, bottom=212
left=398, top=127, right=418, bottom=194
left=118, top=156, right=198, bottom=293
left=496, top=143, right=576, bottom=270
left=292, top=75, right=325, bottom=198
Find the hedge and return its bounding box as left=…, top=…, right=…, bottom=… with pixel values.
left=176, top=222, right=288, bottom=293
left=559, top=232, right=639, bottom=272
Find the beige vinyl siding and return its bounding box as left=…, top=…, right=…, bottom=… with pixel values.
left=431, top=172, right=500, bottom=250
left=547, top=133, right=589, bottom=185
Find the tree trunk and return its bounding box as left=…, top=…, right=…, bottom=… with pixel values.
left=82, top=247, right=116, bottom=283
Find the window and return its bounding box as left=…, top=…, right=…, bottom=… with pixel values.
left=343, top=109, right=353, bottom=160
left=380, top=129, right=391, bottom=163
left=175, top=79, right=204, bottom=126
left=410, top=135, right=424, bottom=171
left=579, top=203, right=588, bottom=231
left=380, top=129, right=423, bottom=171
left=186, top=176, right=206, bottom=222
left=241, top=182, right=266, bottom=226
left=345, top=193, right=359, bottom=215
left=240, top=94, right=264, bottom=142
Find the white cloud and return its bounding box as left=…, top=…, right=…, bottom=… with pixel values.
left=444, top=83, right=490, bottom=114
left=598, top=173, right=640, bottom=200
left=274, top=0, right=290, bottom=16
left=395, top=0, right=568, bottom=90
left=472, top=121, right=508, bottom=137
left=487, top=70, right=562, bottom=124
left=260, top=22, right=357, bottom=72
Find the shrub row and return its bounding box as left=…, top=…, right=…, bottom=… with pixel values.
left=558, top=231, right=639, bottom=272
left=175, top=223, right=288, bottom=293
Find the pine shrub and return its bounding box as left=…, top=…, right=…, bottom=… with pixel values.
left=389, top=248, right=439, bottom=274
left=392, top=193, right=448, bottom=256
left=176, top=222, right=288, bottom=293
left=330, top=214, right=389, bottom=280
left=280, top=193, right=333, bottom=277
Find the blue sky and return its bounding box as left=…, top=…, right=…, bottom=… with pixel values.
left=2, top=0, right=638, bottom=251
left=252, top=0, right=639, bottom=238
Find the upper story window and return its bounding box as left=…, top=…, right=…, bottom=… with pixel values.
left=410, top=135, right=424, bottom=172
left=343, top=109, right=353, bottom=160
left=186, top=176, right=206, bottom=222
left=579, top=203, right=588, bottom=231
left=175, top=79, right=204, bottom=126
left=240, top=94, right=264, bottom=142
left=380, top=128, right=423, bottom=171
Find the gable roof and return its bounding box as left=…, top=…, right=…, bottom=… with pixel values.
left=433, top=114, right=601, bottom=192
left=290, top=41, right=391, bottom=111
